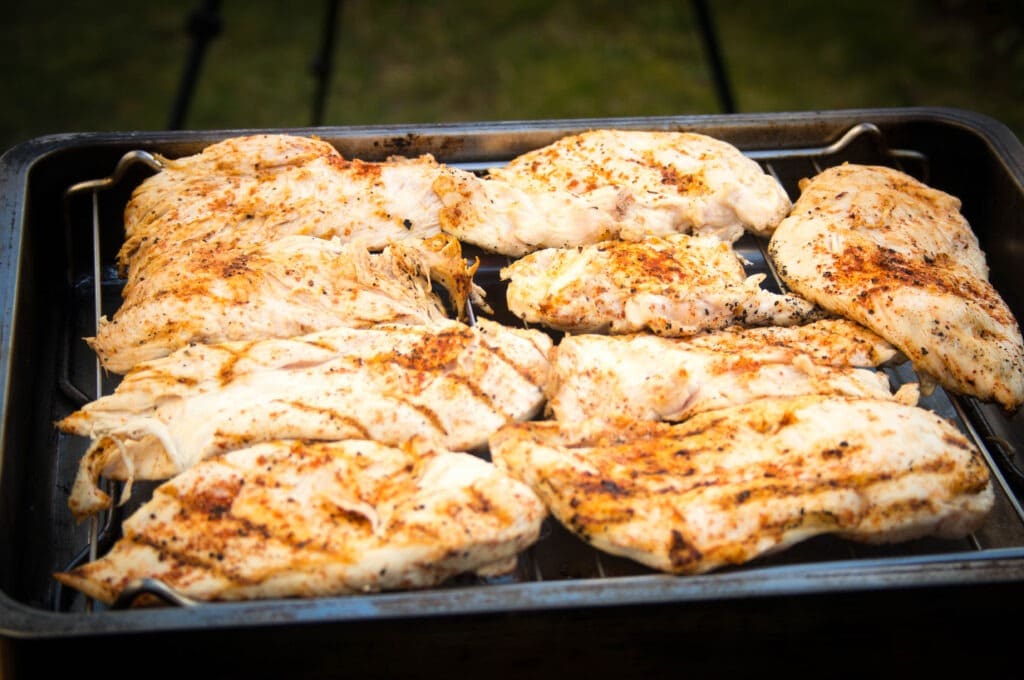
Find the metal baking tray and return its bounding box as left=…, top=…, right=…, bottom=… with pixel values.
left=2, top=107, right=1024, bottom=644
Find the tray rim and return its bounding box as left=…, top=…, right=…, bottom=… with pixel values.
left=2, top=105, right=1021, bottom=163
left=4, top=550, right=1024, bottom=640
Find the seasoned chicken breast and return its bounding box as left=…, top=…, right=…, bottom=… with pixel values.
left=767, top=164, right=1024, bottom=410
left=60, top=318, right=553, bottom=519
left=90, top=234, right=484, bottom=374
left=490, top=395, right=993, bottom=575
left=104, top=134, right=455, bottom=371
left=547, top=321, right=910, bottom=422
left=680, top=318, right=903, bottom=367
left=489, top=129, right=792, bottom=242
left=55, top=437, right=547, bottom=604
left=432, top=166, right=620, bottom=256
left=121, top=134, right=444, bottom=276
left=430, top=129, right=790, bottom=256
left=501, top=233, right=823, bottom=335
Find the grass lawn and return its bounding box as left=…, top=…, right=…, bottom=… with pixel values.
left=2, top=0, right=1022, bottom=153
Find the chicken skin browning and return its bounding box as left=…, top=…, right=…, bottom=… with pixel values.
left=490, top=395, right=993, bottom=575
left=768, top=164, right=1024, bottom=410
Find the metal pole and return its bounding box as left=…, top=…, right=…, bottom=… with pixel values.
left=690, top=0, right=737, bottom=114
left=167, top=0, right=224, bottom=130
left=310, top=0, right=343, bottom=126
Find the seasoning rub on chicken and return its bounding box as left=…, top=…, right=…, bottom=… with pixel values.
left=60, top=318, right=553, bottom=519
left=432, top=167, right=621, bottom=257
left=121, top=134, right=445, bottom=272
left=91, top=234, right=485, bottom=374
left=546, top=320, right=911, bottom=423
left=490, top=395, right=994, bottom=575
left=55, top=437, right=548, bottom=604
left=501, top=233, right=823, bottom=336
left=103, top=133, right=453, bottom=373
left=491, top=129, right=792, bottom=242
left=431, top=129, right=791, bottom=256
left=768, top=163, right=1024, bottom=410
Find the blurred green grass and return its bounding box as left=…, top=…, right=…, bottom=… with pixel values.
left=2, top=0, right=1022, bottom=154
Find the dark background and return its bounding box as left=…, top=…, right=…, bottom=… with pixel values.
left=3, top=0, right=1022, bottom=153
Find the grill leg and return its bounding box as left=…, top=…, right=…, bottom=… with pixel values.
left=167, top=0, right=224, bottom=130
left=310, top=0, right=343, bottom=126
left=690, top=0, right=736, bottom=114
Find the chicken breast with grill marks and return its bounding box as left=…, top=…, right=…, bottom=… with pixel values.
left=431, top=130, right=791, bottom=257
left=490, top=395, right=993, bottom=576
left=121, top=134, right=444, bottom=276
left=60, top=318, right=553, bottom=519
left=767, top=164, right=1024, bottom=410
left=55, top=437, right=547, bottom=604
left=488, top=128, right=792, bottom=242
left=547, top=320, right=910, bottom=423
left=105, top=134, right=454, bottom=373
left=90, top=233, right=485, bottom=374
left=501, top=233, right=823, bottom=335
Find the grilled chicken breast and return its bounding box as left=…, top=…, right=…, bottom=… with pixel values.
left=490, top=395, right=993, bottom=575
left=60, top=318, right=553, bottom=519
left=768, top=164, right=1024, bottom=410
left=432, top=167, right=620, bottom=256
left=431, top=129, right=790, bottom=256
left=680, top=317, right=902, bottom=366
left=105, top=134, right=453, bottom=372
left=547, top=321, right=909, bottom=422
left=55, top=437, right=547, bottom=604
left=501, top=233, right=823, bottom=335
left=488, top=129, right=792, bottom=242
left=121, top=134, right=444, bottom=275
left=90, top=234, right=484, bottom=374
